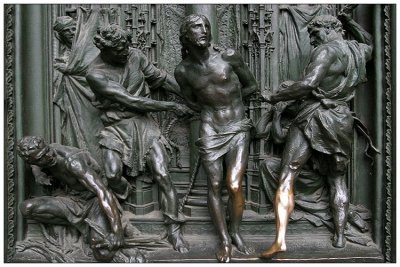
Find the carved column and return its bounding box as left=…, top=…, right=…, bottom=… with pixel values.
left=15, top=4, right=54, bottom=240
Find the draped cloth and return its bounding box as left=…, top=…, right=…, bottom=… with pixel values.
left=88, top=48, right=169, bottom=178
left=293, top=40, right=370, bottom=171
left=279, top=5, right=334, bottom=81
left=195, top=118, right=253, bottom=162
left=53, top=8, right=105, bottom=164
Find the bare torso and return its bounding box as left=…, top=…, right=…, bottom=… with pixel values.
left=308, top=41, right=349, bottom=92
left=44, top=145, right=100, bottom=192
left=177, top=48, right=246, bottom=134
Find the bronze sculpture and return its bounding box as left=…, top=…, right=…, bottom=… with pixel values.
left=175, top=14, right=258, bottom=262
left=260, top=13, right=374, bottom=258
left=5, top=4, right=394, bottom=263
left=256, top=100, right=372, bottom=247
left=86, top=23, right=192, bottom=253
left=16, top=136, right=124, bottom=262
left=52, top=10, right=105, bottom=165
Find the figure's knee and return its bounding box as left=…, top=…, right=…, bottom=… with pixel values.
left=332, top=190, right=349, bottom=207
left=209, top=179, right=222, bottom=195
left=227, top=180, right=242, bottom=195
left=103, top=151, right=123, bottom=181
left=155, top=172, right=173, bottom=192
left=278, top=172, right=295, bottom=193
left=19, top=199, right=37, bottom=218
left=150, top=160, right=171, bottom=187
left=105, top=165, right=122, bottom=184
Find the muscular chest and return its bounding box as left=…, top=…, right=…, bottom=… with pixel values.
left=189, top=60, right=240, bottom=100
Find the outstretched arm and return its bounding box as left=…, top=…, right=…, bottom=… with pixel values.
left=266, top=46, right=337, bottom=103
left=159, top=74, right=185, bottom=98
left=87, top=71, right=178, bottom=112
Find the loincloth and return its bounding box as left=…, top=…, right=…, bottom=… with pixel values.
left=195, top=118, right=253, bottom=162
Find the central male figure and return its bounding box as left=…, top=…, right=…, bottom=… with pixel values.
left=175, top=14, right=258, bottom=262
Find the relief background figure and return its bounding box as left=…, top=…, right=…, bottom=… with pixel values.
left=52, top=9, right=105, bottom=164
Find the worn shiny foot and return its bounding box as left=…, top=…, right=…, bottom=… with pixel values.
left=259, top=242, right=286, bottom=259
left=216, top=243, right=232, bottom=263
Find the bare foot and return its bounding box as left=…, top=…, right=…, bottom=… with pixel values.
left=259, top=242, right=286, bottom=259
left=216, top=243, right=232, bottom=263
left=167, top=224, right=189, bottom=253
left=332, top=234, right=346, bottom=248
left=231, top=232, right=254, bottom=254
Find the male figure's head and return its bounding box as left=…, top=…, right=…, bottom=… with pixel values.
left=93, top=24, right=132, bottom=65
left=17, top=136, right=57, bottom=167
left=54, top=16, right=76, bottom=48
left=179, top=14, right=211, bottom=58
left=308, top=15, right=344, bottom=47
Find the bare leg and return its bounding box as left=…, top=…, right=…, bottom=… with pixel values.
left=103, top=149, right=131, bottom=199
left=260, top=127, right=312, bottom=258
left=225, top=132, right=253, bottom=254
left=20, top=197, right=75, bottom=225
left=203, top=158, right=232, bottom=263
left=147, top=141, right=188, bottom=253
left=327, top=156, right=349, bottom=248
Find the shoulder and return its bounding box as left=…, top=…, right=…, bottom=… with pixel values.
left=220, top=47, right=243, bottom=66
left=312, top=43, right=338, bottom=55
left=174, top=60, right=191, bottom=80
left=310, top=43, right=339, bottom=62
left=174, top=61, right=187, bottom=75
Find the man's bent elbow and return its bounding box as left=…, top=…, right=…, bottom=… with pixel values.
left=86, top=72, right=109, bottom=94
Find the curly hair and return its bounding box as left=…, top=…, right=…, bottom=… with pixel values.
left=308, top=15, right=345, bottom=36
left=179, top=14, right=211, bottom=59
left=93, top=24, right=132, bottom=50
left=17, top=136, right=48, bottom=163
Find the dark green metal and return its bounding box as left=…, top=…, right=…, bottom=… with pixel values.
left=15, top=4, right=53, bottom=240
